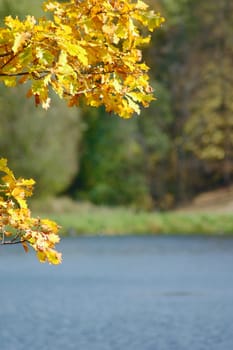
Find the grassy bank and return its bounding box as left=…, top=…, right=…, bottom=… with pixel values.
left=31, top=198, right=233, bottom=236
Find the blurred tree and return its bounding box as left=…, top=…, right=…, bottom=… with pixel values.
left=72, top=107, right=152, bottom=208
left=181, top=0, right=233, bottom=186
left=146, top=0, right=233, bottom=202
left=136, top=81, right=175, bottom=209
left=0, top=84, right=82, bottom=197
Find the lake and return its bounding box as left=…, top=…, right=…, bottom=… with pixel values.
left=0, top=235, right=233, bottom=350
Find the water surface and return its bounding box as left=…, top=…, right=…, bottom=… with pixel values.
left=0, top=235, right=233, bottom=350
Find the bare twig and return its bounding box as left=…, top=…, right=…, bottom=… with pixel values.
left=0, top=239, right=26, bottom=245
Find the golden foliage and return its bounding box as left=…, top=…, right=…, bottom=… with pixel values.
left=0, top=0, right=164, bottom=117
left=0, top=158, right=62, bottom=264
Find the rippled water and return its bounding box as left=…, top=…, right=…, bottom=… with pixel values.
left=1, top=235, right=233, bottom=350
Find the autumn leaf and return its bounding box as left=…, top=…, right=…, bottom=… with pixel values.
left=0, top=158, right=15, bottom=179
left=22, top=241, right=29, bottom=253
left=12, top=32, right=31, bottom=53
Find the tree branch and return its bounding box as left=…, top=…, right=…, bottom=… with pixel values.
left=0, top=70, right=50, bottom=77
left=0, top=239, right=26, bottom=245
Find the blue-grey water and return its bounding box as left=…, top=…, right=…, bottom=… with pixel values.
left=0, top=235, right=233, bottom=350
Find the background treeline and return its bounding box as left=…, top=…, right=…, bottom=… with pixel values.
left=0, top=0, right=232, bottom=210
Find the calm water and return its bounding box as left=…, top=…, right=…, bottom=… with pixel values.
left=0, top=235, right=233, bottom=350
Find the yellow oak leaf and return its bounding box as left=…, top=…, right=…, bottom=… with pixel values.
left=12, top=32, right=31, bottom=53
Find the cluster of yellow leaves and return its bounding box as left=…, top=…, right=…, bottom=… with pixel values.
left=0, top=158, right=62, bottom=264
left=0, top=0, right=164, bottom=117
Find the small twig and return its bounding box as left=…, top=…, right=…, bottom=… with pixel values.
left=0, top=70, right=50, bottom=77
left=0, top=239, right=26, bottom=245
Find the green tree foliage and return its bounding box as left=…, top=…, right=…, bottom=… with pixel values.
left=74, top=107, right=151, bottom=208
left=0, top=84, right=82, bottom=197
left=136, top=81, right=174, bottom=208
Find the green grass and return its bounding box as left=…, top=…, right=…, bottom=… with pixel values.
left=32, top=198, right=233, bottom=236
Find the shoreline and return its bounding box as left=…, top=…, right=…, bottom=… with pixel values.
left=48, top=211, right=233, bottom=236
